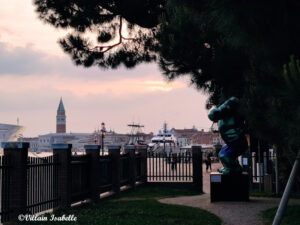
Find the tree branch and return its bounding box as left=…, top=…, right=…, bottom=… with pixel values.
left=91, top=16, right=135, bottom=53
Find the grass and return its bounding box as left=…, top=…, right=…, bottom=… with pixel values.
left=250, top=191, right=278, bottom=198
left=119, top=185, right=201, bottom=199
left=19, top=186, right=221, bottom=225
left=250, top=190, right=300, bottom=199
left=262, top=205, right=300, bottom=225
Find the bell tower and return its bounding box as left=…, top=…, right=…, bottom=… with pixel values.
left=56, top=97, right=66, bottom=133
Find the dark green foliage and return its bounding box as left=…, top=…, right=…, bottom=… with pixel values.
left=243, top=56, right=300, bottom=189
left=158, top=0, right=249, bottom=105
left=244, top=56, right=300, bottom=152
left=34, top=0, right=165, bottom=30
left=158, top=0, right=300, bottom=107
left=33, top=0, right=300, bottom=155
left=98, top=32, right=112, bottom=43
left=33, top=0, right=300, bottom=99
left=263, top=205, right=300, bottom=225
left=34, top=0, right=165, bottom=68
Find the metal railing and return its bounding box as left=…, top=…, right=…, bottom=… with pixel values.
left=27, top=156, right=59, bottom=214
left=99, top=155, right=113, bottom=193
left=136, top=152, right=142, bottom=181
left=70, top=155, right=90, bottom=202
left=0, top=155, right=10, bottom=222
left=147, top=152, right=193, bottom=182
left=120, top=153, right=130, bottom=185
left=0, top=142, right=181, bottom=223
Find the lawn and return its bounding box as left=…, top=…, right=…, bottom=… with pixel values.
left=119, top=185, right=202, bottom=199
left=263, top=205, right=300, bottom=225
left=19, top=186, right=221, bottom=225
left=250, top=191, right=300, bottom=199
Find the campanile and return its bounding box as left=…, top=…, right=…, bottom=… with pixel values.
left=56, top=98, right=66, bottom=133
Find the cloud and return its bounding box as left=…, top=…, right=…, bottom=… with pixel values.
left=0, top=83, right=211, bottom=136
left=53, top=78, right=186, bottom=97
left=0, top=41, right=165, bottom=82
left=0, top=0, right=212, bottom=137
left=0, top=42, right=51, bottom=75
left=0, top=73, right=186, bottom=104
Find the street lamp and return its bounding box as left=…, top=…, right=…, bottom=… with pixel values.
left=170, top=136, right=173, bottom=154
left=100, top=122, right=106, bottom=155
left=93, top=133, right=97, bottom=144
left=163, top=135, right=166, bottom=154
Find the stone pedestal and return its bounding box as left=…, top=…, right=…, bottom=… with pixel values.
left=52, top=144, right=72, bottom=208
left=108, top=145, right=121, bottom=194
left=192, top=145, right=203, bottom=192
left=136, top=145, right=147, bottom=183
left=124, top=145, right=136, bottom=189
left=210, top=172, right=249, bottom=202
left=84, top=145, right=101, bottom=202
left=2, top=142, right=29, bottom=221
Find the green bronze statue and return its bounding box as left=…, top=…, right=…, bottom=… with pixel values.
left=208, top=97, right=248, bottom=175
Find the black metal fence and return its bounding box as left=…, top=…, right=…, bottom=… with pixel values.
left=0, top=143, right=204, bottom=223
left=247, top=151, right=276, bottom=191
left=136, top=152, right=141, bottom=181
left=147, top=152, right=193, bottom=182
left=120, top=153, right=130, bottom=186
left=0, top=155, right=10, bottom=223
left=71, top=155, right=90, bottom=203
left=27, top=156, right=59, bottom=214
left=99, top=155, right=113, bottom=193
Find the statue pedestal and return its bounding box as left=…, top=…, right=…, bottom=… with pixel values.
left=210, top=172, right=249, bottom=202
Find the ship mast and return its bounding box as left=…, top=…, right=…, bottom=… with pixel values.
left=127, top=123, right=145, bottom=145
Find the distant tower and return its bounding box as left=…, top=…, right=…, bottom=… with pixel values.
left=56, top=98, right=66, bottom=133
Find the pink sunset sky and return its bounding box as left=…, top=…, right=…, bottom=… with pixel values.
left=0, top=0, right=212, bottom=136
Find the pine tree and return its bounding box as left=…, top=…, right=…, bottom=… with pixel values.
left=33, top=0, right=300, bottom=150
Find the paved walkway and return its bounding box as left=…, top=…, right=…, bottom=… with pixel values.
left=159, top=162, right=300, bottom=225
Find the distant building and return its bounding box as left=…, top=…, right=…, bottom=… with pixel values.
left=56, top=98, right=66, bottom=133
left=102, top=131, right=154, bottom=146
left=140, top=132, right=154, bottom=144
left=191, top=130, right=222, bottom=145
left=21, top=137, right=39, bottom=152
left=35, top=131, right=153, bottom=152
left=170, top=127, right=222, bottom=147
left=104, top=131, right=130, bottom=146
left=38, top=133, right=95, bottom=152
left=171, top=128, right=198, bottom=147
left=0, top=123, right=25, bottom=154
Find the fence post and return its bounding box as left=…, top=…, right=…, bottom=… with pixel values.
left=2, top=142, right=29, bottom=222
left=192, top=145, right=203, bottom=192
left=52, top=144, right=72, bottom=208
left=108, top=145, right=121, bottom=194
left=84, top=145, right=101, bottom=202
left=125, top=145, right=136, bottom=190
left=137, top=145, right=148, bottom=183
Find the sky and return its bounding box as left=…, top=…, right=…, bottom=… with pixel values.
left=0, top=0, right=212, bottom=137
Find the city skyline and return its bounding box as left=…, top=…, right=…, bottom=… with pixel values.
left=0, top=0, right=212, bottom=137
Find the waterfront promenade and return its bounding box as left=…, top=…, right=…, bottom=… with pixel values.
left=160, top=162, right=300, bottom=225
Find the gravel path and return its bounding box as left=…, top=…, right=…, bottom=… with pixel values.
left=159, top=162, right=300, bottom=225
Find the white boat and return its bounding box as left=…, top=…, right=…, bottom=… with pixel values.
left=148, top=122, right=179, bottom=154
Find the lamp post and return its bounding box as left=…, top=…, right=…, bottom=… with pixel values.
left=93, top=133, right=97, bottom=144
left=170, top=137, right=173, bottom=154
left=163, top=136, right=166, bottom=154
left=100, top=122, right=106, bottom=155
